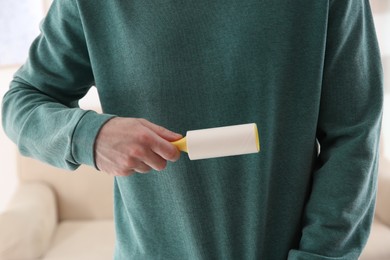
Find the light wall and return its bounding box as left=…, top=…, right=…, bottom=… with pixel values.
left=0, top=0, right=99, bottom=211
left=372, top=0, right=390, bottom=174
left=0, top=0, right=49, bottom=211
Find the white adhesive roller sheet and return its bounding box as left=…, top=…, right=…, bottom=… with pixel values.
left=172, top=123, right=260, bottom=160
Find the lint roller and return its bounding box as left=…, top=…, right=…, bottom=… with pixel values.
left=171, top=123, right=260, bottom=160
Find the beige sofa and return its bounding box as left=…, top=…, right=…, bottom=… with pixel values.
left=0, top=154, right=115, bottom=260
left=0, top=154, right=389, bottom=260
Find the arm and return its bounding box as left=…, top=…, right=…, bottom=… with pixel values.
left=1, top=0, right=180, bottom=172
left=289, top=0, right=383, bottom=259
left=1, top=0, right=113, bottom=170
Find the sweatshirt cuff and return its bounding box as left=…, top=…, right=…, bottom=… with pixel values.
left=71, top=110, right=115, bottom=169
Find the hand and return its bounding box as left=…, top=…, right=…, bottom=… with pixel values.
left=94, top=117, right=182, bottom=176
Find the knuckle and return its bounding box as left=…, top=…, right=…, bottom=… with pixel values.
left=117, top=170, right=128, bottom=176
left=157, top=125, right=167, bottom=134
left=138, top=132, right=152, bottom=144
left=114, top=169, right=131, bottom=177
left=122, top=160, right=136, bottom=172
left=137, top=118, right=148, bottom=125
left=117, top=155, right=136, bottom=168
left=166, top=147, right=179, bottom=161
left=137, top=166, right=152, bottom=174
left=123, top=171, right=135, bottom=177
left=129, top=147, right=145, bottom=159
left=156, top=160, right=167, bottom=171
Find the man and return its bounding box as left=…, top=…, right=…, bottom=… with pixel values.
left=2, top=0, right=383, bottom=259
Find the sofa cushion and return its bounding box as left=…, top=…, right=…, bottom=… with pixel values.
left=17, top=155, right=114, bottom=221
left=42, top=220, right=115, bottom=260
left=376, top=172, right=390, bottom=227
left=360, top=219, right=390, bottom=260
left=0, top=182, right=56, bottom=260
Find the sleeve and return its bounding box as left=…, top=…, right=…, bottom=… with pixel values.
left=1, top=0, right=115, bottom=170
left=288, top=0, right=383, bottom=259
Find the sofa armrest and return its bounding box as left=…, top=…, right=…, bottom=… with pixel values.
left=0, top=182, right=57, bottom=260
left=376, top=172, right=390, bottom=227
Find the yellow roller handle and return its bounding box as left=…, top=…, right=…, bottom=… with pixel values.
left=171, top=137, right=188, bottom=153
left=254, top=124, right=260, bottom=152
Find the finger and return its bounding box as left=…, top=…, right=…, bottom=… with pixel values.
left=133, top=162, right=152, bottom=174
left=129, top=137, right=170, bottom=170
left=139, top=148, right=168, bottom=171
left=116, top=169, right=136, bottom=177
left=150, top=136, right=181, bottom=162
left=121, top=151, right=153, bottom=174
left=138, top=119, right=182, bottom=142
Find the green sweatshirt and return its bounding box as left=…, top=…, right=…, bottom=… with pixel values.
left=1, top=0, right=383, bottom=259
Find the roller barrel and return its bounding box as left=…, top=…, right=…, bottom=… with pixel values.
left=172, top=123, right=260, bottom=160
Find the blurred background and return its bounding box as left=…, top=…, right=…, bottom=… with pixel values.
left=0, top=0, right=389, bottom=256
left=0, top=0, right=390, bottom=260
left=0, top=0, right=101, bottom=211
